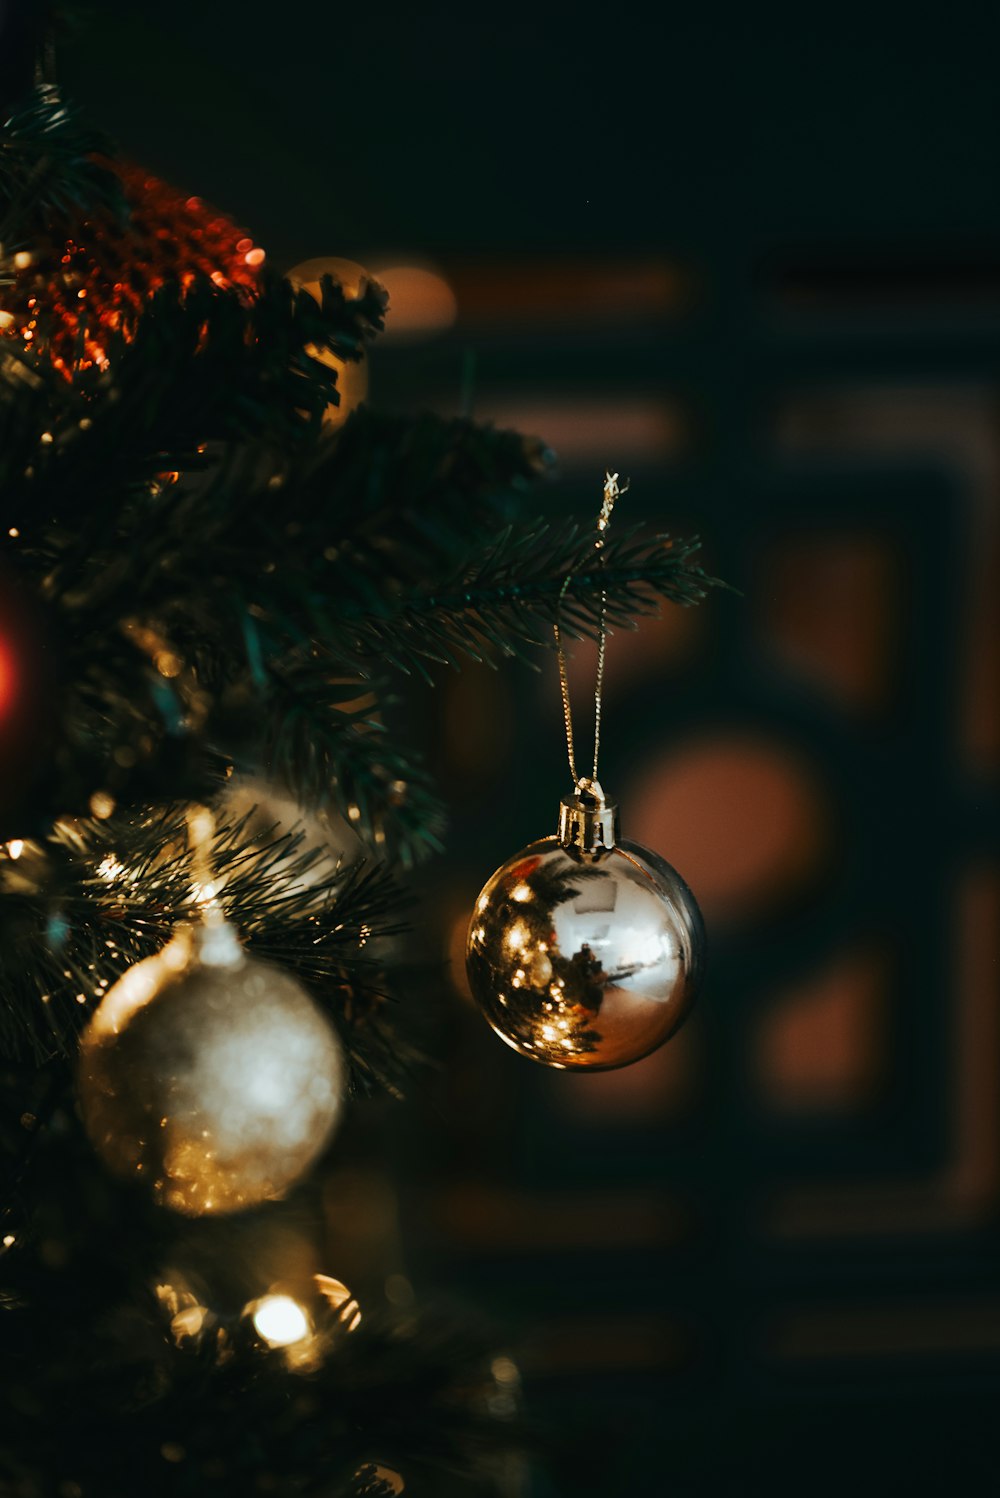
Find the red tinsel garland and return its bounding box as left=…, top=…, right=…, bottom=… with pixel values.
left=0, top=161, right=265, bottom=375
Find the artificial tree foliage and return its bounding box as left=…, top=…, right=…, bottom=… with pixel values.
left=0, top=67, right=723, bottom=1498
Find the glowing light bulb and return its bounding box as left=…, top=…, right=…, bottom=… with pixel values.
left=252, top=1293, right=311, bottom=1347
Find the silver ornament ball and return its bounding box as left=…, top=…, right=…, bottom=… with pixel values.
left=466, top=828, right=704, bottom=1071
left=78, top=921, right=345, bottom=1215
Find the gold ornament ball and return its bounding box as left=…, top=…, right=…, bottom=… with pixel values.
left=466, top=838, right=704, bottom=1070
left=78, top=922, right=345, bottom=1215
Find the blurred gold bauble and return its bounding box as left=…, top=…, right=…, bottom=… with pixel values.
left=286, top=257, right=371, bottom=427
left=466, top=835, right=704, bottom=1070
left=78, top=920, right=345, bottom=1215
left=215, top=773, right=365, bottom=903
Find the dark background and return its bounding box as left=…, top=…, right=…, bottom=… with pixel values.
left=61, top=4, right=1000, bottom=1494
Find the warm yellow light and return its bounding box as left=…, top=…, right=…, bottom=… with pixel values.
left=252, top=1293, right=311, bottom=1347
left=504, top=921, right=528, bottom=952
left=6, top=840, right=24, bottom=860
left=371, top=1468, right=404, bottom=1495
left=171, top=1304, right=206, bottom=1341
left=155, top=650, right=182, bottom=678
left=491, top=1354, right=520, bottom=1385
left=511, top=883, right=532, bottom=903
left=89, top=791, right=116, bottom=820
left=287, top=257, right=368, bottom=299
left=315, top=1273, right=362, bottom=1332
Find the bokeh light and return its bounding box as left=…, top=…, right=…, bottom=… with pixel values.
left=367, top=263, right=457, bottom=339
left=626, top=736, right=829, bottom=922
left=251, top=1292, right=311, bottom=1347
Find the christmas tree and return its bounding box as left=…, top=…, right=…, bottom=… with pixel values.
left=0, top=14, right=722, bottom=1495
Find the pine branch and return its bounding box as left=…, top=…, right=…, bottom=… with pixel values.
left=2, top=403, right=553, bottom=830
left=5, top=275, right=386, bottom=533
left=0, top=1238, right=519, bottom=1498
left=263, top=659, right=446, bottom=868
left=0, top=83, right=123, bottom=248
left=33, top=408, right=551, bottom=671
left=1, top=270, right=387, bottom=544
left=333, top=519, right=726, bottom=678
left=291, top=406, right=552, bottom=547
left=0, top=1054, right=515, bottom=1497
left=0, top=806, right=415, bottom=1089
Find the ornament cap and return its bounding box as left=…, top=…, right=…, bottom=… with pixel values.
left=192, top=917, right=244, bottom=969
left=557, top=777, right=619, bottom=859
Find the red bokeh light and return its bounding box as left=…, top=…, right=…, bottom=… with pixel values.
left=0, top=637, right=16, bottom=720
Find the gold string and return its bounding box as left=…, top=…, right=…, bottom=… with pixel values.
left=554, top=470, right=627, bottom=789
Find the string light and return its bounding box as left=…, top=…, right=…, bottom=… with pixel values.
left=251, top=1293, right=311, bottom=1347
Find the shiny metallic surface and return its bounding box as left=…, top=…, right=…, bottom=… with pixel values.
left=557, top=777, right=620, bottom=858
left=78, top=925, right=345, bottom=1215
left=466, top=836, right=704, bottom=1070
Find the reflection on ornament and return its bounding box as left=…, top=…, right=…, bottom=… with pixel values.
left=486, top=1353, right=521, bottom=1419
left=154, top=1272, right=213, bottom=1347
left=315, top=1272, right=362, bottom=1332
left=467, top=796, right=704, bottom=1070
left=0, top=163, right=264, bottom=376
left=171, top=1304, right=207, bottom=1341
left=286, top=257, right=372, bottom=427
left=370, top=1468, right=405, bottom=1496
left=251, top=1292, right=311, bottom=1348
left=78, top=919, right=345, bottom=1215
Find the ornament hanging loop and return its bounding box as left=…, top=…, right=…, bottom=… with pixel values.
left=554, top=470, right=627, bottom=855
